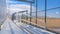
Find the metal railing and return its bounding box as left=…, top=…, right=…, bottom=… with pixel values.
left=11, top=0, right=60, bottom=33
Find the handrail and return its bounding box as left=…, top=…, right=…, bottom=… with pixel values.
left=21, top=14, right=45, bottom=27
left=24, top=6, right=60, bottom=14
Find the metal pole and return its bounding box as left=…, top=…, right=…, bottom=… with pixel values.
left=45, top=0, right=47, bottom=30
left=21, top=13, right=23, bottom=22
left=36, top=0, right=38, bottom=24
left=30, top=2, right=32, bottom=25
left=26, top=10, right=28, bottom=20
left=0, top=24, right=1, bottom=31
left=21, top=13, right=23, bottom=23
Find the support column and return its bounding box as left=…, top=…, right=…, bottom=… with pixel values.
left=0, top=0, right=6, bottom=31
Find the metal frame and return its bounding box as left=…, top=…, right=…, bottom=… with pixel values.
left=17, top=0, right=34, bottom=3
left=12, top=0, right=47, bottom=29
left=17, top=0, right=39, bottom=26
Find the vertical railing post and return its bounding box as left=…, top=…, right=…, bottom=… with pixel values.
left=16, top=12, right=18, bottom=22
left=22, top=13, right=23, bottom=19
left=45, top=0, right=47, bottom=30
left=26, top=10, right=28, bottom=20
left=0, top=24, right=1, bottom=31
left=36, top=0, right=38, bottom=25
left=30, top=2, right=32, bottom=25
left=21, top=13, right=23, bottom=22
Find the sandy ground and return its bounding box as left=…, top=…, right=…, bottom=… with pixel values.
left=22, top=18, right=60, bottom=33
left=24, top=18, right=60, bottom=28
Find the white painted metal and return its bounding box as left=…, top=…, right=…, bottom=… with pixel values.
left=0, top=0, right=6, bottom=30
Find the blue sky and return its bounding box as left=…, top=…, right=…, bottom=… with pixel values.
left=7, top=0, right=60, bottom=18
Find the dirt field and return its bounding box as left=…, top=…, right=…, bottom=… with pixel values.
left=46, top=18, right=60, bottom=28
left=23, top=17, right=60, bottom=28
left=22, top=17, right=60, bottom=33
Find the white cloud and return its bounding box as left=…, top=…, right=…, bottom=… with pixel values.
left=56, top=12, right=59, bottom=15
left=7, top=4, right=36, bottom=15
left=7, top=4, right=46, bottom=18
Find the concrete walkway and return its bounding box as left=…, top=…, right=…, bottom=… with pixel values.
left=0, top=19, right=56, bottom=34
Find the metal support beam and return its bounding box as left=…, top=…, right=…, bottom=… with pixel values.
left=17, top=0, right=34, bottom=3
